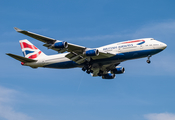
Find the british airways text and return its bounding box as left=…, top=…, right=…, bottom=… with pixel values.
left=103, top=44, right=133, bottom=50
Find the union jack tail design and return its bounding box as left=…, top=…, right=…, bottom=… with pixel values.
left=19, top=39, right=47, bottom=59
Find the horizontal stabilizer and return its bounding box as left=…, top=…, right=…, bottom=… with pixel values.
left=6, top=53, right=37, bottom=63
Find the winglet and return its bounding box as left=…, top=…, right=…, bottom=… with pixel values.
left=14, top=27, right=23, bottom=32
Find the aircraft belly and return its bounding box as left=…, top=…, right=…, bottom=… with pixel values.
left=43, top=60, right=81, bottom=69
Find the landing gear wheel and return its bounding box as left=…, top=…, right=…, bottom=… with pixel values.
left=146, top=60, right=151, bottom=64
left=86, top=70, right=91, bottom=74
left=146, top=55, right=151, bottom=64
left=98, top=70, right=103, bottom=76
left=82, top=67, right=86, bottom=71
left=98, top=73, right=102, bottom=76
left=83, top=60, right=93, bottom=74
left=90, top=70, right=93, bottom=73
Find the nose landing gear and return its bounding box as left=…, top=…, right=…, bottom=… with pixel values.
left=146, top=55, right=151, bottom=64
left=146, top=60, right=151, bottom=64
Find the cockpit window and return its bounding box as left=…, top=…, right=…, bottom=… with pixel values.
left=150, top=38, right=155, bottom=40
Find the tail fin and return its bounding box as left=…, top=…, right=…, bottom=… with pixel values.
left=19, top=39, right=47, bottom=59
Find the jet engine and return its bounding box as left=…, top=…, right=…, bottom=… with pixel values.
left=85, top=49, right=99, bottom=56
left=102, top=73, right=115, bottom=79
left=53, top=41, right=68, bottom=48
left=111, top=66, right=125, bottom=74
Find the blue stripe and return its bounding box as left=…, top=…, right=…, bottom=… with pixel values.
left=22, top=52, right=25, bottom=57
left=25, top=50, right=34, bottom=55
left=137, top=41, right=145, bottom=45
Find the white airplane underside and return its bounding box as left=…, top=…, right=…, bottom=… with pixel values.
left=7, top=27, right=167, bottom=79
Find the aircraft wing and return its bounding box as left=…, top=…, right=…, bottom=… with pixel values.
left=14, top=27, right=115, bottom=64
left=65, top=51, right=115, bottom=64
left=14, top=27, right=86, bottom=53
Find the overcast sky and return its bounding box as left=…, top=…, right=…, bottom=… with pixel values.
left=1, top=0, right=175, bottom=120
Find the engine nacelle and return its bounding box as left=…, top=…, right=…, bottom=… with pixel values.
left=53, top=41, right=68, bottom=48
left=111, top=66, right=125, bottom=74
left=102, top=73, right=115, bottom=79
left=85, top=49, right=99, bottom=56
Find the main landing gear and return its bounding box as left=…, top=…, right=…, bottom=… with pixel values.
left=97, top=70, right=103, bottom=76
left=82, top=58, right=94, bottom=74
left=146, top=55, right=151, bottom=64
left=82, top=64, right=93, bottom=74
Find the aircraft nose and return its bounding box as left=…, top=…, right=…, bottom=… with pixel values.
left=160, top=42, right=167, bottom=49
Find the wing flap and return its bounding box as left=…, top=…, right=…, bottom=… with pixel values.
left=65, top=52, right=86, bottom=64
left=6, top=53, right=37, bottom=63
left=92, top=51, right=115, bottom=60
left=99, top=51, right=116, bottom=57
left=65, top=51, right=116, bottom=64
left=67, top=43, right=86, bottom=52
left=76, top=58, right=86, bottom=64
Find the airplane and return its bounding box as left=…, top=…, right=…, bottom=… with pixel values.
left=6, top=27, right=167, bottom=79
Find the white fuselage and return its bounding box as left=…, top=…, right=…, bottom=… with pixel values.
left=24, top=38, right=167, bottom=68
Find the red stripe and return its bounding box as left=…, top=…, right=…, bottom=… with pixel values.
left=20, top=42, right=23, bottom=49
left=22, top=42, right=33, bottom=49
left=22, top=42, right=38, bottom=50
left=33, top=46, right=37, bottom=49
left=28, top=51, right=41, bottom=59
left=122, top=40, right=144, bottom=44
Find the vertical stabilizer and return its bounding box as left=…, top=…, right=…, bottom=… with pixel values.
left=19, top=39, right=47, bottom=59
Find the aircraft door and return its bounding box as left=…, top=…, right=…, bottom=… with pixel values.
left=118, top=47, right=121, bottom=52
left=140, top=45, right=143, bottom=49
left=42, top=59, right=46, bottom=66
